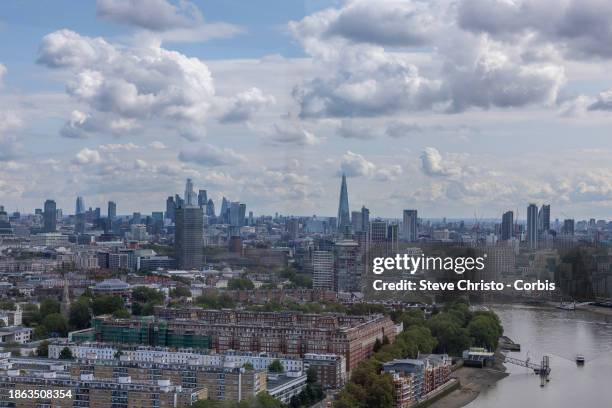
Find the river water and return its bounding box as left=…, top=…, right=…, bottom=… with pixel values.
left=467, top=304, right=612, bottom=408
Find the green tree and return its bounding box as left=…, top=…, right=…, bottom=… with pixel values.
left=59, top=347, right=73, bottom=360
left=242, top=362, right=254, bottom=370
left=36, top=340, right=50, bottom=357
left=0, top=299, right=16, bottom=310
left=132, top=286, right=165, bottom=304
left=306, top=367, right=318, bottom=384
left=92, top=295, right=125, bottom=316
left=44, top=313, right=69, bottom=337
left=268, top=359, right=284, bottom=373
left=39, top=298, right=60, bottom=317
left=22, top=303, right=40, bottom=325
left=170, top=286, right=191, bottom=298
left=69, top=298, right=91, bottom=330
left=113, top=308, right=131, bottom=318
left=228, top=277, right=255, bottom=290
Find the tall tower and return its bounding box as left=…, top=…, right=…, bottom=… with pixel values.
left=527, top=203, right=538, bottom=249
left=75, top=196, right=85, bottom=215
left=43, top=199, right=57, bottom=232
left=337, top=173, right=350, bottom=233
left=501, top=211, right=513, bottom=241
left=402, top=209, right=418, bottom=242
left=184, top=178, right=196, bottom=206
left=175, top=206, right=204, bottom=270
left=198, top=190, right=208, bottom=208
left=108, top=201, right=117, bottom=219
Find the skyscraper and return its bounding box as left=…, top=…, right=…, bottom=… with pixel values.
left=184, top=178, right=197, bottom=206
left=198, top=190, right=208, bottom=208
left=351, top=211, right=362, bottom=232
left=220, top=197, right=230, bottom=224
left=334, top=240, right=361, bottom=292
left=108, top=201, right=117, bottom=219
left=361, top=206, right=370, bottom=235
left=527, top=203, right=538, bottom=249
left=43, top=199, right=57, bottom=233
left=402, top=209, right=418, bottom=242
left=165, top=196, right=175, bottom=221
left=501, top=211, right=513, bottom=241
left=337, top=173, right=350, bottom=233
left=75, top=196, right=85, bottom=215
left=206, top=198, right=215, bottom=217
left=539, top=204, right=550, bottom=233
left=563, top=219, right=575, bottom=235
left=175, top=206, right=204, bottom=270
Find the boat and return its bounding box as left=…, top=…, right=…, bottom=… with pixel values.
left=576, top=355, right=585, bottom=364
left=557, top=301, right=576, bottom=310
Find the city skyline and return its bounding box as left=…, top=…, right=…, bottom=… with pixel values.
left=3, top=1, right=612, bottom=218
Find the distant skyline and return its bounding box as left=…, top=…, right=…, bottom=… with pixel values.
left=3, top=1, right=612, bottom=218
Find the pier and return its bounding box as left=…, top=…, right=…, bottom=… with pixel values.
left=504, top=355, right=551, bottom=386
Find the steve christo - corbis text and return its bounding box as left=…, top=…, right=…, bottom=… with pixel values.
left=371, top=253, right=556, bottom=292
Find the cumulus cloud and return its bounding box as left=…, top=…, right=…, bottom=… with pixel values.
left=96, top=0, right=242, bottom=42
left=0, top=111, right=23, bottom=161
left=457, top=0, right=612, bottom=60
left=587, top=88, right=612, bottom=111
left=340, top=151, right=402, bottom=181
left=289, top=0, right=567, bottom=117
left=269, top=122, right=321, bottom=146
left=73, top=148, right=102, bottom=165
left=420, top=147, right=461, bottom=177
left=219, top=87, right=275, bottom=123
left=178, top=144, right=245, bottom=167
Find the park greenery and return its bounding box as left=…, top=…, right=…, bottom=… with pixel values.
left=333, top=300, right=503, bottom=408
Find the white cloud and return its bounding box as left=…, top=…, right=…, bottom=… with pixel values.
left=340, top=151, right=402, bottom=181
left=219, top=87, right=275, bottom=123
left=149, top=141, right=167, bottom=149
left=99, top=142, right=140, bottom=151
left=178, top=144, right=246, bottom=166
left=0, top=111, right=23, bottom=161
left=269, top=122, right=321, bottom=146
left=96, top=0, right=243, bottom=42
left=420, top=147, right=462, bottom=177
left=289, top=0, right=567, bottom=117
left=73, top=148, right=102, bottom=165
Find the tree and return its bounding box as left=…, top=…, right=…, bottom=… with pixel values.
left=268, top=359, right=284, bottom=373
left=243, top=362, right=254, bottom=370
left=132, top=286, right=165, bottom=304
left=228, top=277, right=255, bottom=290
left=44, top=313, right=69, bottom=337
left=36, top=341, right=50, bottom=357
left=92, top=295, right=125, bottom=316
left=69, top=298, right=91, bottom=330
left=22, top=303, right=40, bottom=326
left=59, top=347, right=73, bottom=360
left=170, top=286, right=191, bottom=298
left=113, top=308, right=131, bottom=318
left=0, top=299, right=16, bottom=310
left=39, top=298, right=60, bottom=318
left=372, top=338, right=382, bottom=352
left=306, top=367, right=318, bottom=384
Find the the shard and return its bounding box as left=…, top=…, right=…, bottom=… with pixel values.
left=337, top=173, right=350, bottom=232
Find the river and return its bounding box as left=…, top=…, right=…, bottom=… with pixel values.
left=467, top=304, right=612, bottom=407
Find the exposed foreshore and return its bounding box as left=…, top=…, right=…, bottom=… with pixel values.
left=427, top=352, right=508, bottom=408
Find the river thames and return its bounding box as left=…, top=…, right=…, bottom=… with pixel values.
left=467, top=304, right=612, bottom=407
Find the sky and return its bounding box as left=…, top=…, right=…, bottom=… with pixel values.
left=2, top=0, right=612, bottom=220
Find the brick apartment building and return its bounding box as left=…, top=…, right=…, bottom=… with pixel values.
left=93, top=308, right=396, bottom=371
